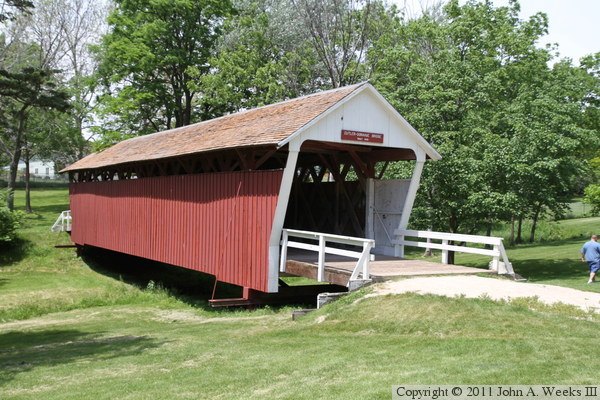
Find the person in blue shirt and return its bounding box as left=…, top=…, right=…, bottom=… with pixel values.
left=581, top=235, right=600, bottom=283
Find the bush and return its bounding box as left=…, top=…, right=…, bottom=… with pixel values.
left=583, top=184, right=600, bottom=215
left=0, top=206, right=22, bottom=242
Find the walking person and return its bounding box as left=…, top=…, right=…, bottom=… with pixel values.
left=580, top=235, right=600, bottom=283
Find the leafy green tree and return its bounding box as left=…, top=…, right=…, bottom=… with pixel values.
left=372, top=0, right=598, bottom=257
left=0, top=67, right=70, bottom=209
left=503, top=57, right=598, bottom=242
left=193, top=0, right=322, bottom=115
left=93, top=0, right=234, bottom=148
left=1, top=0, right=101, bottom=210
left=584, top=184, right=600, bottom=215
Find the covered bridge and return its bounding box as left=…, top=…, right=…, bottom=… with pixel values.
left=61, top=82, right=441, bottom=295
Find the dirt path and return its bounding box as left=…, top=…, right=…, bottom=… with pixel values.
left=368, top=275, right=600, bottom=313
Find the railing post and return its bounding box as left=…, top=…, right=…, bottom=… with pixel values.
left=395, top=235, right=404, bottom=258
left=362, top=241, right=371, bottom=279
left=317, top=235, right=325, bottom=282
left=441, top=240, right=448, bottom=264
left=491, top=245, right=500, bottom=272
left=279, top=230, right=288, bottom=272
left=498, top=242, right=515, bottom=275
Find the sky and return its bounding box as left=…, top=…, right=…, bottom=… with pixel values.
left=394, top=0, right=600, bottom=64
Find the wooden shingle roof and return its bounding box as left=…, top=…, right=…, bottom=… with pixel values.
left=62, top=83, right=366, bottom=172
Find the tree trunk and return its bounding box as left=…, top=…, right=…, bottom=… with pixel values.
left=447, top=217, right=458, bottom=265
left=7, top=150, right=20, bottom=211
left=447, top=246, right=455, bottom=265
left=509, top=215, right=515, bottom=246
left=529, top=206, right=541, bottom=243
left=6, top=108, right=27, bottom=210
left=484, top=217, right=493, bottom=249
left=422, top=227, right=434, bottom=257
left=184, top=89, right=192, bottom=126
left=516, top=215, right=523, bottom=244
left=24, top=146, right=32, bottom=213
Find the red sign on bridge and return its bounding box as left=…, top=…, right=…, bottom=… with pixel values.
left=341, top=129, right=384, bottom=144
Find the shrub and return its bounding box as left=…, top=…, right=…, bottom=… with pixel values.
left=0, top=206, right=21, bottom=242
left=583, top=184, right=600, bottom=215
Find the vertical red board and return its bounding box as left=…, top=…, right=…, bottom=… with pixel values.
left=69, top=170, right=283, bottom=292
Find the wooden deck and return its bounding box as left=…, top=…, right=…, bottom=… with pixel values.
left=284, top=249, right=491, bottom=286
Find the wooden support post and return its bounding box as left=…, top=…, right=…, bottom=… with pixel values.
left=396, top=156, right=425, bottom=258
left=395, top=235, right=404, bottom=258
left=235, top=149, right=250, bottom=170
left=317, top=235, right=326, bottom=282
left=441, top=240, right=449, bottom=264
left=491, top=245, right=500, bottom=272
left=362, top=241, right=370, bottom=279
left=498, top=242, right=515, bottom=275
left=398, top=159, right=425, bottom=230
left=254, top=149, right=277, bottom=169
left=268, top=146, right=300, bottom=293
left=280, top=230, right=288, bottom=273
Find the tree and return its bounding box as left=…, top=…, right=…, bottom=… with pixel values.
left=194, top=0, right=323, bottom=116
left=1, top=0, right=103, bottom=210
left=0, top=0, right=33, bottom=22
left=501, top=56, right=598, bottom=242
left=372, top=0, right=598, bottom=259
left=291, top=0, right=392, bottom=87
left=30, top=0, right=107, bottom=161
left=93, top=0, right=234, bottom=148
left=0, top=67, right=70, bottom=209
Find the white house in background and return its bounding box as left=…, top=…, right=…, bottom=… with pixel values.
left=3, top=158, right=58, bottom=179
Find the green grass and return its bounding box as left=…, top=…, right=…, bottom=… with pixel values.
left=479, top=215, right=596, bottom=244
left=2, top=188, right=600, bottom=398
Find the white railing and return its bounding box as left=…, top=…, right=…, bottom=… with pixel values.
left=395, top=229, right=515, bottom=275
left=51, top=210, right=72, bottom=232
left=280, top=229, right=374, bottom=284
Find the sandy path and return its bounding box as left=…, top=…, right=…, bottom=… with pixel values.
left=369, top=275, right=600, bottom=312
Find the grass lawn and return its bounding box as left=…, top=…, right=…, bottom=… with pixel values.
left=2, top=188, right=600, bottom=399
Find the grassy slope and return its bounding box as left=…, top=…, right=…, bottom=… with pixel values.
left=2, top=188, right=600, bottom=399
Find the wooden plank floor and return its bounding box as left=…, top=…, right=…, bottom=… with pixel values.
left=285, top=249, right=491, bottom=283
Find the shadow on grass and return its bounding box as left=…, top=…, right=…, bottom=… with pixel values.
left=81, top=246, right=315, bottom=312
left=515, top=259, right=587, bottom=282
left=0, top=329, right=162, bottom=385
left=500, top=237, right=591, bottom=285
left=0, top=238, right=33, bottom=267
left=81, top=247, right=248, bottom=312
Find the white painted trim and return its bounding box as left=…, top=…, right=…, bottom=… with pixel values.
left=395, top=228, right=515, bottom=275
left=395, top=239, right=499, bottom=257
left=51, top=210, right=72, bottom=232
left=281, top=228, right=374, bottom=284
left=398, top=160, right=424, bottom=230
left=395, top=160, right=425, bottom=257
left=278, top=83, right=442, bottom=161
left=284, top=241, right=366, bottom=259
left=394, top=229, right=504, bottom=246
left=277, top=83, right=369, bottom=148
left=267, top=148, right=300, bottom=293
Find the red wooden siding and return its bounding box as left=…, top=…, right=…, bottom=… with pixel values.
left=69, top=170, right=283, bottom=292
